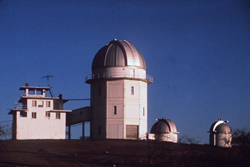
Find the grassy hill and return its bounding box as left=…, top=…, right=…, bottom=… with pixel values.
left=0, top=139, right=249, bottom=167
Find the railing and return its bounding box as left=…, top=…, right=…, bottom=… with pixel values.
left=15, top=103, right=27, bottom=110
left=85, top=72, right=153, bottom=82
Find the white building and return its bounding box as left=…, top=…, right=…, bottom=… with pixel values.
left=8, top=83, right=71, bottom=140
left=84, top=39, right=153, bottom=140
left=9, top=39, right=153, bottom=140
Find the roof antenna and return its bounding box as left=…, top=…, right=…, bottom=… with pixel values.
left=41, top=74, right=54, bottom=97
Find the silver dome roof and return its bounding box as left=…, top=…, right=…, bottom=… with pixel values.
left=216, top=124, right=231, bottom=133
left=92, top=39, right=146, bottom=70
left=209, top=119, right=231, bottom=133
left=150, top=118, right=178, bottom=134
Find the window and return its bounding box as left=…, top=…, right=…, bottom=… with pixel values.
left=143, top=107, right=145, bottom=116
left=98, top=86, right=101, bottom=95
left=20, top=111, right=27, bottom=117
left=46, top=101, right=51, bottom=107
left=114, top=106, right=117, bottom=115
left=56, top=113, right=60, bottom=119
left=46, top=112, right=50, bottom=118
left=32, top=112, right=36, bottom=119
left=38, top=101, right=44, bottom=107
left=32, top=100, right=37, bottom=107
left=131, top=86, right=134, bottom=95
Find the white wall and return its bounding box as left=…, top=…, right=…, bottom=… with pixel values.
left=15, top=99, right=66, bottom=140
left=91, top=77, right=148, bottom=140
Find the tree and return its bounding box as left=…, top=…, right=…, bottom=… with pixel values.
left=178, top=134, right=201, bottom=144
left=0, top=123, right=12, bottom=140
left=232, top=127, right=250, bottom=147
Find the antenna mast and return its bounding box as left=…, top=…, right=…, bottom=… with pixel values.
left=41, top=74, right=54, bottom=97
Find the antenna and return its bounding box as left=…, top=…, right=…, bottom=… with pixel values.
left=41, top=74, right=54, bottom=97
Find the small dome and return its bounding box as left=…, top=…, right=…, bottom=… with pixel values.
left=209, top=119, right=232, bottom=147
left=216, top=124, right=231, bottom=133
left=209, top=119, right=231, bottom=133
left=150, top=118, right=178, bottom=134
left=92, top=39, right=146, bottom=70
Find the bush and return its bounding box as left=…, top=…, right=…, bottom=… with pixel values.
left=178, top=134, right=201, bottom=144
left=232, top=127, right=250, bottom=147
left=0, top=123, right=12, bottom=140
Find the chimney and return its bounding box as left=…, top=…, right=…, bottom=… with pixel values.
left=25, top=83, right=29, bottom=87
left=59, top=94, right=62, bottom=99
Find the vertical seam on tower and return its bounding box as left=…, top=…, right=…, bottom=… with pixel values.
left=104, top=44, right=113, bottom=67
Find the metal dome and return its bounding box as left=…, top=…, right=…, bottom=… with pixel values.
left=150, top=118, right=178, bottom=134
left=215, top=124, right=231, bottom=134
left=209, top=119, right=231, bottom=133
left=92, top=39, right=146, bottom=70
left=209, top=119, right=232, bottom=147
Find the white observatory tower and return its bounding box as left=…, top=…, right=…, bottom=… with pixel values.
left=85, top=39, right=153, bottom=140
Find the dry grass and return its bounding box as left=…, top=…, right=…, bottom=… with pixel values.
left=0, top=139, right=249, bottom=167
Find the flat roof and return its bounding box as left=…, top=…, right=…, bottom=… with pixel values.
left=19, top=86, right=51, bottom=90
left=18, top=97, right=69, bottom=103
left=47, top=110, right=72, bottom=113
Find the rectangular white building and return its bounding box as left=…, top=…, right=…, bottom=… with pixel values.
left=8, top=83, right=71, bottom=140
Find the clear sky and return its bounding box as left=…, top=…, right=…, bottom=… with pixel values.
left=1, top=0, right=250, bottom=143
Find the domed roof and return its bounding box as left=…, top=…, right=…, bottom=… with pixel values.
left=215, top=124, right=231, bottom=133
left=209, top=119, right=231, bottom=133
left=92, top=39, right=146, bottom=70
left=150, top=118, right=178, bottom=134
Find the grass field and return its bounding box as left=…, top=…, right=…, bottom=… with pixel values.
left=0, top=139, right=249, bottom=167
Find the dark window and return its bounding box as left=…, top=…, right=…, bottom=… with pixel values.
left=143, top=107, right=145, bottom=116
left=131, top=86, right=134, bottom=95
left=32, top=112, right=36, bottom=119
left=32, top=100, right=37, bottom=107
left=20, top=111, right=27, bottom=117
left=46, top=101, right=51, bottom=107
left=46, top=112, right=50, bottom=118
left=56, top=113, right=60, bottom=119
left=114, top=106, right=117, bottom=115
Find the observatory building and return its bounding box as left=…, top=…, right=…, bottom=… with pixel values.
left=149, top=117, right=179, bottom=142
left=209, top=119, right=232, bottom=147
left=8, top=39, right=153, bottom=140
left=8, top=83, right=71, bottom=140
left=85, top=39, right=153, bottom=139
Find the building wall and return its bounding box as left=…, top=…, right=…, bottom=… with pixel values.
left=91, top=79, right=148, bottom=140
left=106, top=80, right=124, bottom=139
left=15, top=99, right=66, bottom=140
left=124, top=80, right=147, bottom=139
left=91, top=80, right=107, bottom=139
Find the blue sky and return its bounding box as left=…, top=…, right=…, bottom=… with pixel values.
left=1, top=0, right=250, bottom=143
